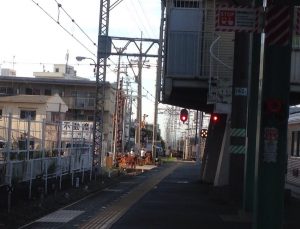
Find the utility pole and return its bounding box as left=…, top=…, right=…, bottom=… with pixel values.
left=135, top=33, right=143, bottom=153
left=152, top=1, right=165, bottom=161
left=112, top=54, right=121, bottom=157
left=113, top=48, right=127, bottom=157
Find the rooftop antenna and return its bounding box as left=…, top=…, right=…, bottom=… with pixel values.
left=12, top=56, right=15, bottom=70
left=65, top=50, right=69, bottom=74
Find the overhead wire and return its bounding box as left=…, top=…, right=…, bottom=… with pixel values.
left=29, top=0, right=158, bottom=98
left=137, top=0, right=158, bottom=38
left=127, top=0, right=152, bottom=38
left=53, top=0, right=97, bottom=47
left=30, top=0, right=96, bottom=57
left=142, top=86, right=155, bottom=102
left=110, top=0, right=124, bottom=11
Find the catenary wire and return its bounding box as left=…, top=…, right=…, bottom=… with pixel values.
left=54, top=0, right=97, bottom=47
left=137, top=0, right=158, bottom=38
left=30, top=0, right=96, bottom=57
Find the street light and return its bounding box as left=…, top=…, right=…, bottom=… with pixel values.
left=76, top=56, right=97, bottom=75
left=75, top=56, right=98, bottom=167
left=76, top=56, right=96, bottom=65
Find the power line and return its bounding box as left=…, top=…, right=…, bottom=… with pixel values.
left=137, top=0, right=158, bottom=38
left=54, top=0, right=97, bottom=47
left=30, top=0, right=96, bottom=57
left=142, top=86, right=155, bottom=101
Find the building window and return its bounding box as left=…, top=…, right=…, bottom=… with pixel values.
left=0, top=109, right=2, bottom=119
left=51, top=112, right=61, bottom=122
left=20, top=110, right=36, bottom=120
left=0, top=87, right=13, bottom=96
left=32, top=88, right=40, bottom=95
left=0, top=87, right=6, bottom=95
left=7, top=87, right=13, bottom=95
left=45, top=89, right=52, bottom=95
left=76, top=98, right=85, bottom=108
left=25, top=88, right=33, bottom=95
left=88, top=98, right=95, bottom=107
left=87, top=115, right=94, bottom=121
left=18, top=140, right=34, bottom=150
left=173, top=0, right=200, bottom=8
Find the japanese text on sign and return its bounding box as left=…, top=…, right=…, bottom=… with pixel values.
left=61, top=121, right=93, bottom=140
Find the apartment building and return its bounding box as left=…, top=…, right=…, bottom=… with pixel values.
left=0, top=64, right=117, bottom=152
left=0, top=94, right=68, bottom=154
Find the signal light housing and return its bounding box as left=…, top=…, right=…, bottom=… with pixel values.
left=180, top=108, right=188, bottom=123
left=200, top=129, right=208, bottom=138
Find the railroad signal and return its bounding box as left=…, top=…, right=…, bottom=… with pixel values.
left=200, top=129, right=208, bottom=138
left=211, top=113, right=220, bottom=123
left=263, top=99, right=285, bottom=123
left=180, top=108, right=188, bottom=123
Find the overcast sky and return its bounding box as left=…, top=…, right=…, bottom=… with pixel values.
left=0, top=0, right=166, bottom=137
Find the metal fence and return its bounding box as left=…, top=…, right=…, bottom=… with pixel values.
left=0, top=114, right=93, bottom=190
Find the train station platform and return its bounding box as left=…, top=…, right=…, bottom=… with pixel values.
left=3, top=161, right=300, bottom=228
left=111, top=161, right=300, bottom=229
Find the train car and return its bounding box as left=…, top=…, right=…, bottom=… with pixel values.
left=286, top=107, right=300, bottom=198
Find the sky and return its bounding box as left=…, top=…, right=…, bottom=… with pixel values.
left=0, top=0, right=168, bottom=137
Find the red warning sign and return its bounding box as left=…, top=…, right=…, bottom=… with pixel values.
left=219, top=10, right=236, bottom=26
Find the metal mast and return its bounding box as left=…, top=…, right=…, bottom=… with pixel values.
left=93, top=0, right=159, bottom=168
left=93, top=0, right=111, bottom=167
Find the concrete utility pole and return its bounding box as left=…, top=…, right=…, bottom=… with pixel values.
left=113, top=48, right=127, bottom=157
left=135, top=34, right=143, bottom=153
left=113, top=53, right=122, bottom=157
left=152, top=1, right=165, bottom=161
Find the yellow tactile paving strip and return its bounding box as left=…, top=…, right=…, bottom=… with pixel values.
left=36, top=210, right=84, bottom=223
left=80, top=163, right=180, bottom=229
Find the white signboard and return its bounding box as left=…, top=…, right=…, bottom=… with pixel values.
left=61, top=121, right=93, bottom=141
left=207, top=78, right=232, bottom=104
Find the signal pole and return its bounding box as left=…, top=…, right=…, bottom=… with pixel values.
left=253, top=3, right=294, bottom=228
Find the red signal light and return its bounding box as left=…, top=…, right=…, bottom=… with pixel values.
left=180, top=109, right=188, bottom=123
left=211, top=114, right=220, bottom=124
left=212, top=115, right=219, bottom=122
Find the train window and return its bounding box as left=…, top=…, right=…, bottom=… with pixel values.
left=291, top=132, right=295, bottom=156
left=291, top=131, right=300, bottom=157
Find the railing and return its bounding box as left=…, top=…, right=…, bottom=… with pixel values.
left=0, top=151, right=92, bottom=198
left=0, top=114, right=96, bottom=192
